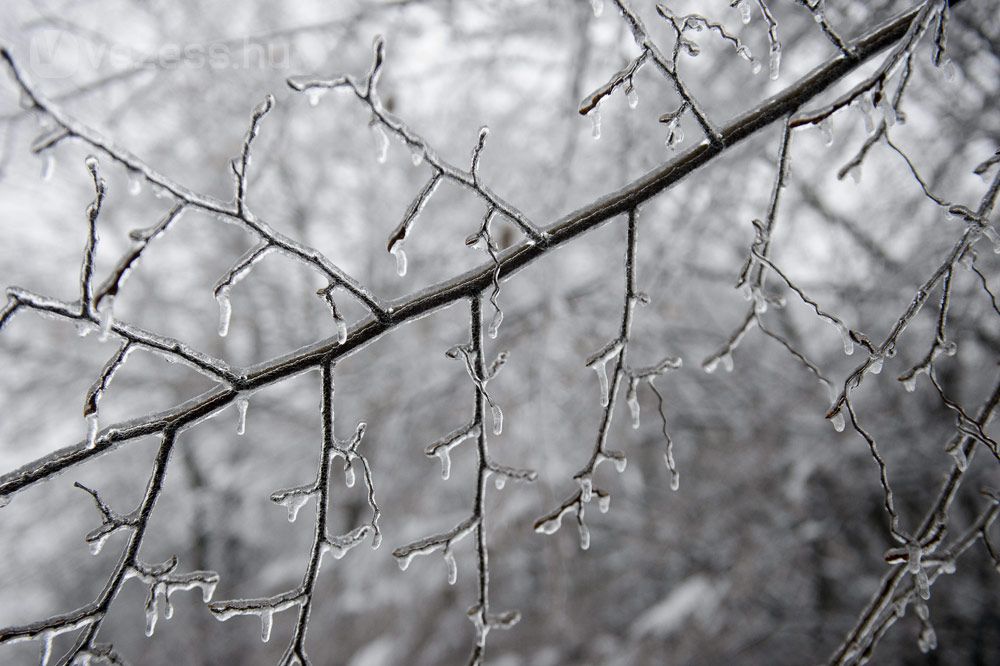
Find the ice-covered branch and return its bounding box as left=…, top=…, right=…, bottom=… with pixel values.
left=287, top=36, right=546, bottom=248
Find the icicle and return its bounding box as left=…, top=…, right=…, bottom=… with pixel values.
left=818, top=118, right=834, bottom=146
left=372, top=124, right=389, bottom=164
left=437, top=447, right=452, bottom=480
left=578, top=475, right=593, bottom=503
left=829, top=409, right=846, bottom=432
left=251, top=608, right=270, bottom=642
left=98, top=296, right=115, bottom=342
left=868, top=355, right=883, bottom=375
left=344, top=462, right=356, bottom=488
left=590, top=109, right=602, bottom=140
left=626, top=379, right=640, bottom=429
left=444, top=549, right=458, bottom=585
left=948, top=445, right=968, bottom=471
left=593, top=359, right=611, bottom=404
left=389, top=242, right=407, bottom=277
left=89, top=532, right=109, bottom=555
left=590, top=0, right=604, bottom=18
left=597, top=494, right=611, bottom=513
left=918, top=626, right=937, bottom=653
left=235, top=397, right=249, bottom=435
left=768, top=43, right=782, bottom=81
left=494, top=474, right=506, bottom=490
left=577, top=515, right=590, bottom=550
left=307, top=88, right=327, bottom=107
left=491, top=404, right=503, bottom=435
left=40, top=152, right=55, bottom=181
left=40, top=632, right=53, bottom=666
left=626, top=83, right=639, bottom=109
left=669, top=469, right=680, bottom=491
left=216, top=288, right=232, bottom=337
left=835, top=323, right=854, bottom=355
left=145, top=596, right=159, bottom=637
left=736, top=0, right=752, bottom=24
left=612, top=455, right=627, bottom=473
left=335, top=316, right=348, bottom=345
left=902, top=374, right=919, bottom=392
left=86, top=413, right=99, bottom=449
left=859, top=93, right=876, bottom=134
left=280, top=493, right=310, bottom=522
left=488, top=309, right=503, bottom=340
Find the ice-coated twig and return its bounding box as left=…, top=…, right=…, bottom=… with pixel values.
left=466, top=206, right=505, bottom=338
left=385, top=171, right=443, bottom=277
left=395, top=295, right=527, bottom=663
left=0, top=47, right=386, bottom=320
left=80, top=155, right=105, bottom=317
left=792, top=0, right=853, bottom=57
left=791, top=0, right=946, bottom=129
left=287, top=36, right=546, bottom=247
left=0, top=430, right=217, bottom=663
left=232, top=94, right=274, bottom=217
left=213, top=242, right=275, bottom=337
left=82, top=342, right=133, bottom=448
left=538, top=208, right=682, bottom=542
left=211, top=359, right=380, bottom=664
left=610, top=0, right=724, bottom=146
left=1, top=6, right=952, bottom=509
left=578, top=50, right=650, bottom=115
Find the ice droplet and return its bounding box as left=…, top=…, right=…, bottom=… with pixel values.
left=578, top=475, right=593, bottom=503
left=390, top=242, right=408, bottom=277
left=281, top=493, right=310, bottom=522
left=335, top=317, right=348, bottom=345
left=626, top=85, right=639, bottom=109
left=444, top=549, right=458, bottom=585
left=737, top=0, right=752, bottom=24
left=703, top=356, right=720, bottom=374
left=720, top=351, right=734, bottom=372
left=670, top=470, right=680, bottom=491
left=868, top=355, right=884, bottom=375
left=751, top=60, right=763, bottom=75
left=836, top=323, right=855, bottom=355
left=597, top=494, right=611, bottom=513
left=260, top=609, right=273, bottom=643
left=768, top=43, right=782, bottom=81
left=396, top=553, right=414, bottom=571
left=535, top=516, right=562, bottom=535
left=437, top=447, right=452, bottom=480
left=216, top=288, right=232, bottom=337
left=488, top=309, right=503, bottom=340
left=86, top=413, right=99, bottom=449
left=590, top=0, right=603, bottom=18
left=410, top=146, right=424, bottom=166
left=818, top=118, right=834, bottom=146
left=344, top=462, right=356, bottom=488
left=902, top=375, right=918, bottom=392
left=830, top=410, right=846, bottom=432
left=491, top=404, right=503, bottom=435
left=494, top=474, right=506, bottom=490
left=591, top=109, right=602, bottom=140
left=307, top=88, right=327, bottom=107
left=40, top=152, right=55, bottom=181
left=626, top=381, right=640, bottom=429
left=235, top=397, right=249, bottom=435
left=128, top=170, right=143, bottom=195
left=578, top=518, right=590, bottom=550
